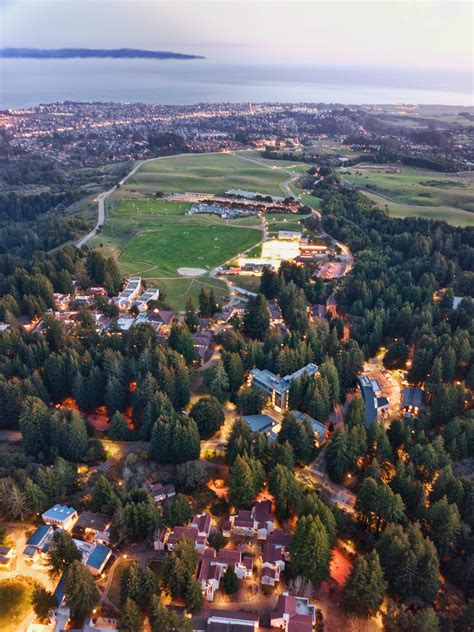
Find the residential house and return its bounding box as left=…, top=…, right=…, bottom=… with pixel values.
left=155, top=513, right=211, bottom=553
left=228, top=500, right=274, bottom=540
left=193, top=330, right=213, bottom=363
left=261, top=542, right=286, bottom=586
left=270, top=592, right=316, bottom=632
left=42, top=504, right=78, bottom=530
left=198, top=547, right=253, bottom=601
left=242, top=413, right=278, bottom=434
left=74, top=539, right=112, bottom=576
left=147, top=482, right=176, bottom=504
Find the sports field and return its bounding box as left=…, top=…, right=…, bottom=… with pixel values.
left=94, top=196, right=263, bottom=311
left=341, top=165, right=474, bottom=227
left=124, top=151, right=305, bottom=197
left=93, top=151, right=312, bottom=310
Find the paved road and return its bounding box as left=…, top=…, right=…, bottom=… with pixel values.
left=76, top=157, right=157, bottom=249
left=76, top=187, right=115, bottom=248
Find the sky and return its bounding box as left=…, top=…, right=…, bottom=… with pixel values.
left=0, top=0, right=472, bottom=71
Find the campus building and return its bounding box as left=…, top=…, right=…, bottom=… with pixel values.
left=42, top=504, right=78, bottom=530
left=248, top=363, right=318, bottom=411
left=358, top=375, right=390, bottom=427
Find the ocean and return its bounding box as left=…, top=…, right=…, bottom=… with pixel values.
left=0, top=58, right=472, bottom=108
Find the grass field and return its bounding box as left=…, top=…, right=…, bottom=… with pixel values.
left=108, top=560, right=133, bottom=607
left=93, top=151, right=317, bottom=310
left=124, top=151, right=302, bottom=197
left=0, top=577, right=35, bottom=632
left=341, top=165, right=474, bottom=227
left=94, top=196, right=262, bottom=311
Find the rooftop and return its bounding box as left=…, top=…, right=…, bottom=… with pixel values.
left=42, top=504, right=76, bottom=522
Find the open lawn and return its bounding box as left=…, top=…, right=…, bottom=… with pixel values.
left=125, top=151, right=301, bottom=197
left=121, top=223, right=261, bottom=276
left=93, top=196, right=262, bottom=311
left=108, top=560, right=133, bottom=608
left=341, top=165, right=474, bottom=227
left=93, top=151, right=318, bottom=310
left=0, top=577, right=35, bottom=632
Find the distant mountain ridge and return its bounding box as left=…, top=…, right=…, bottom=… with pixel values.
left=0, top=47, right=205, bottom=60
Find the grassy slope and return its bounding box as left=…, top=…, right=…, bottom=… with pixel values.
left=93, top=151, right=315, bottom=310
left=126, top=152, right=297, bottom=197
left=94, top=197, right=262, bottom=311
left=341, top=165, right=474, bottom=227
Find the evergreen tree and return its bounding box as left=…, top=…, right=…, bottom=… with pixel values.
left=163, top=494, right=193, bottom=527
left=299, top=493, right=338, bottom=545
left=162, top=536, right=198, bottom=601
left=290, top=515, right=331, bottom=585
left=269, top=464, right=302, bottom=520
left=47, top=530, right=81, bottom=578
left=92, top=475, right=116, bottom=513
left=342, top=551, right=387, bottom=616
left=207, top=361, right=229, bottom=400
left=184, top=297, right=200, bottom=332
left=31, top=585, right=57, bottom=623
left=189, top=396, right=225, bottom=439
left=229, top=455, right=259, bottom=508
left=64, top=560, right=100, bottom=620
left=118, top=598, right=142, bottom=632
left=168, top=324, right=196, bottom=364
left=222, top=566, right=239, bottom=594
left=243, top=293, right=270, bottom=340
left=108, top=412, right=130, bottom=441
left=325, top=427, right=350, bottom=483
left=345, top=396, right=365, bottom=428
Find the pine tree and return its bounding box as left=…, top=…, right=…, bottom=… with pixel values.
left=342, top=551, right=387, bottom=616
left=243, top=293, right=270, bottom=340
left=222, top=565, right=239, bottom=594
left=31, top=585, right=57, bottom=623
left=229, top=455, right=257, bottom=508
left=185, top=297, right=200, bottom=332
left=345, top=396, right=365, bottom=428
left=325, top=427, right=350, bottom=482
left=269, top=464, right=302, bottom=520
left=108, top=411, right=130, bottom=440
left=64, top=560, right=100, bottom=620
left=118, top=598, right=142, bottom=632
left=290, top=515, right=331, bottom=585
left=47, top=530, right=81, bottom=578
left=299, top=493, right=338, bottom=545
left=207, top=361, right=229, bottom=400
left=189, top=396, right=225, bottom=439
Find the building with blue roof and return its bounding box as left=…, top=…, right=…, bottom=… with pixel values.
left=243, top=413, right=278, bottom=434
left=23, top=525, right=54, bottom=564
left=249, top=363, right=319, bottom=411
left=85, top=543, right=112, bottom=576
left=42, top=504, right=78, bottom=530
left=358, top=376, right=390, bottom=427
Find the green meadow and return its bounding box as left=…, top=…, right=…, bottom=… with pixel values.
left=341, top=165, right=474, bottom=227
